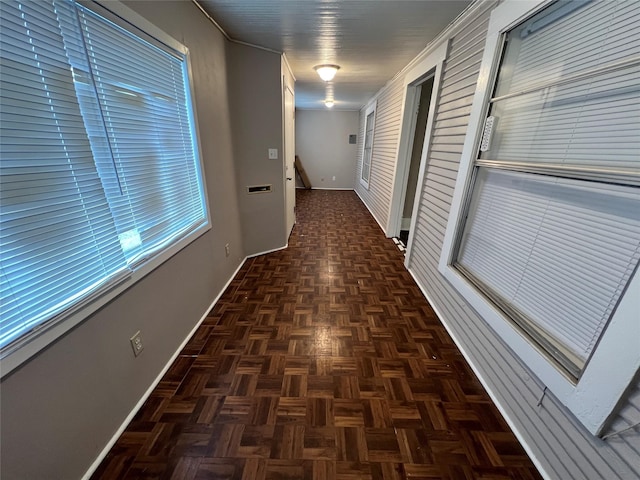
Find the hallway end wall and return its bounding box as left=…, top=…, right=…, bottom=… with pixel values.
left=295, top=110, right=360, bottom=190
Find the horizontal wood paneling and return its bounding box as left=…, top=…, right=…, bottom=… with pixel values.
left=356, top=0, right=640, bottom=478
left=355, top=78, right=405, bottom=232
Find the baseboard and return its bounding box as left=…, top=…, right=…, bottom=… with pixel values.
left=405, top=265, right=550, bottom=480
left=354, top=188, right=388, bottom=236
left=310, top=187, right=354, bottom=191
left=81, top=258, right=248, bottom=480
left=246, top=243, right=288, bottom=258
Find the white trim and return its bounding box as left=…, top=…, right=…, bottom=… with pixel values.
left=282, top=53, right=296, bottom=82
left=81, top=258, right=248, bottom=480
left=231, top=38, right=281, bottom=55
left=311, top=187, right=354, bottom=191
left=359, top=100, right=377, bottom=190
left=92, top=0, right=188, bottom=54
left=404, top=50, right=447, bottom=263
left=283, top=77, right=296, bottom=240
left=403, top=41, right=448, bottom=90
left=438, top=0, right=639, bottom=435
left=440, top=0, right=548, bottom=295
left=406, top=266, right=551, bottom=480
left=191, top=0, right=231, bottom=40
left=574, top=268, right=640, bottom=432
left=192, top=0, right=284, bottom=56
left=247, top=244, right=289, bottom=258
left=386, top=41, right=448, bottom=241
left=386, top=87, right=415, bottom=237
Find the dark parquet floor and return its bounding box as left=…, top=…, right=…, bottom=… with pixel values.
left=92, top=189, right=542, bottom=480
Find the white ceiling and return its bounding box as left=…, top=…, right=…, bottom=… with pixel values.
left=196, top=0, right=473, bottom=110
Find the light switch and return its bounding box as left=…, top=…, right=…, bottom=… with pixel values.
left=268, top=148, right=278, bottom=160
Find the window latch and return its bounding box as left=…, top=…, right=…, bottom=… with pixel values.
left=480, top=115, right=496, bottom=152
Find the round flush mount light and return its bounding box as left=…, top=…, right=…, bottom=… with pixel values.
left=314, top=64, right=340, bottom=82
left=324, top=100, right=335, bottom=108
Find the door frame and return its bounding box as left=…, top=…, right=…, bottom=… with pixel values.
left=386, top=41, right=448, bottom=265
left=283, top=84, right=296, bottom=238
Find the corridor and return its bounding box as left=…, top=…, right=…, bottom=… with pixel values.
left=92, top=190, right=541, bottom=480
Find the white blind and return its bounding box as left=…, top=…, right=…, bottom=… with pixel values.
left=455, top=0, right=640, bottom=376
left=458, top=169, right=640, bottom=367
left=0, top=0, right=206, bottom=351
left=72, top=4, right=205, bottom=263
left=0, top=1, right=128, bottom=347
left=482, top=0, right=640, bottom=172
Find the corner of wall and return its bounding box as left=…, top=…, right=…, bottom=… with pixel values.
left=227, top=43, right=288, bottom=256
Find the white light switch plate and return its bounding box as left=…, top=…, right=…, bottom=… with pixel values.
left=268, top=148, right=278, bottom=159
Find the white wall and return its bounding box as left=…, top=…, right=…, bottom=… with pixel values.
left=295, top=109, right=359, bottom=189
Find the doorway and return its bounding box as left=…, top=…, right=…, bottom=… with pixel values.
left=398, top=76, right=434, bottom=248
left=386, top=42, right=446, bottom=264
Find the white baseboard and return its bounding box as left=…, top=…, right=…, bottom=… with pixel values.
left=310, top=187, right=354, bottom=191
left=354, top=188, right=388, bottom=237
left=247, top=243, right=288, bottom=258
left=81, top=258, right=248, bottom=480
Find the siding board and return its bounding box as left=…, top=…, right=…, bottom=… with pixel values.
left=355, top=0, right=640, bottom=478
left=436, top=101, right=474, bottom=117
left=354, top=73, right=405, bottom=232
left=445, top=55, right=486, bottom=80
left=440, top=89, right=478, bottom=107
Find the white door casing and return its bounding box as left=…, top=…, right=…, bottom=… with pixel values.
left=284, top=85, right=296, bottom=237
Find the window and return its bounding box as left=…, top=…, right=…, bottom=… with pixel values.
left=440, top=0, right=640, bottom=435
left=1, top=0, right=208, bottom=371
left=360, top=101, right=376, bottom=189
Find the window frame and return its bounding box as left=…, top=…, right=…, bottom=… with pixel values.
left=439, top=0, right=640, bottom=436
left=359, top=100, right=377, bottom=190
left=1, top=0, right=211, bottom=376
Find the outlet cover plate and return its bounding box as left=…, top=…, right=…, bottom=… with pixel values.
left=130, top=331, right=144, bottom=357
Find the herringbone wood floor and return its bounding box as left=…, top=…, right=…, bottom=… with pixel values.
left=92, top=190, right=542, bottom=480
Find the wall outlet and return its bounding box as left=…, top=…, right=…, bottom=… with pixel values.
left=225, top=243, right=230, bottom=257
left=332, top=176, right=336, bottom=181
left=268, top=148, right=278, bottom=159
left=130, top=331, right=144, bottom=357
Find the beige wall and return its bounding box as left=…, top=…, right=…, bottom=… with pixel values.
left=295, top=110, right=360, bottom=189
left=0, top=2, right=247, bottom=479
left=228, top=43, right=287, bottom=255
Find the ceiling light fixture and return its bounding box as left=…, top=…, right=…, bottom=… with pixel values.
left=314, top=64, right=340, bottom=82
left=325, top=100, right=335, bottom=108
